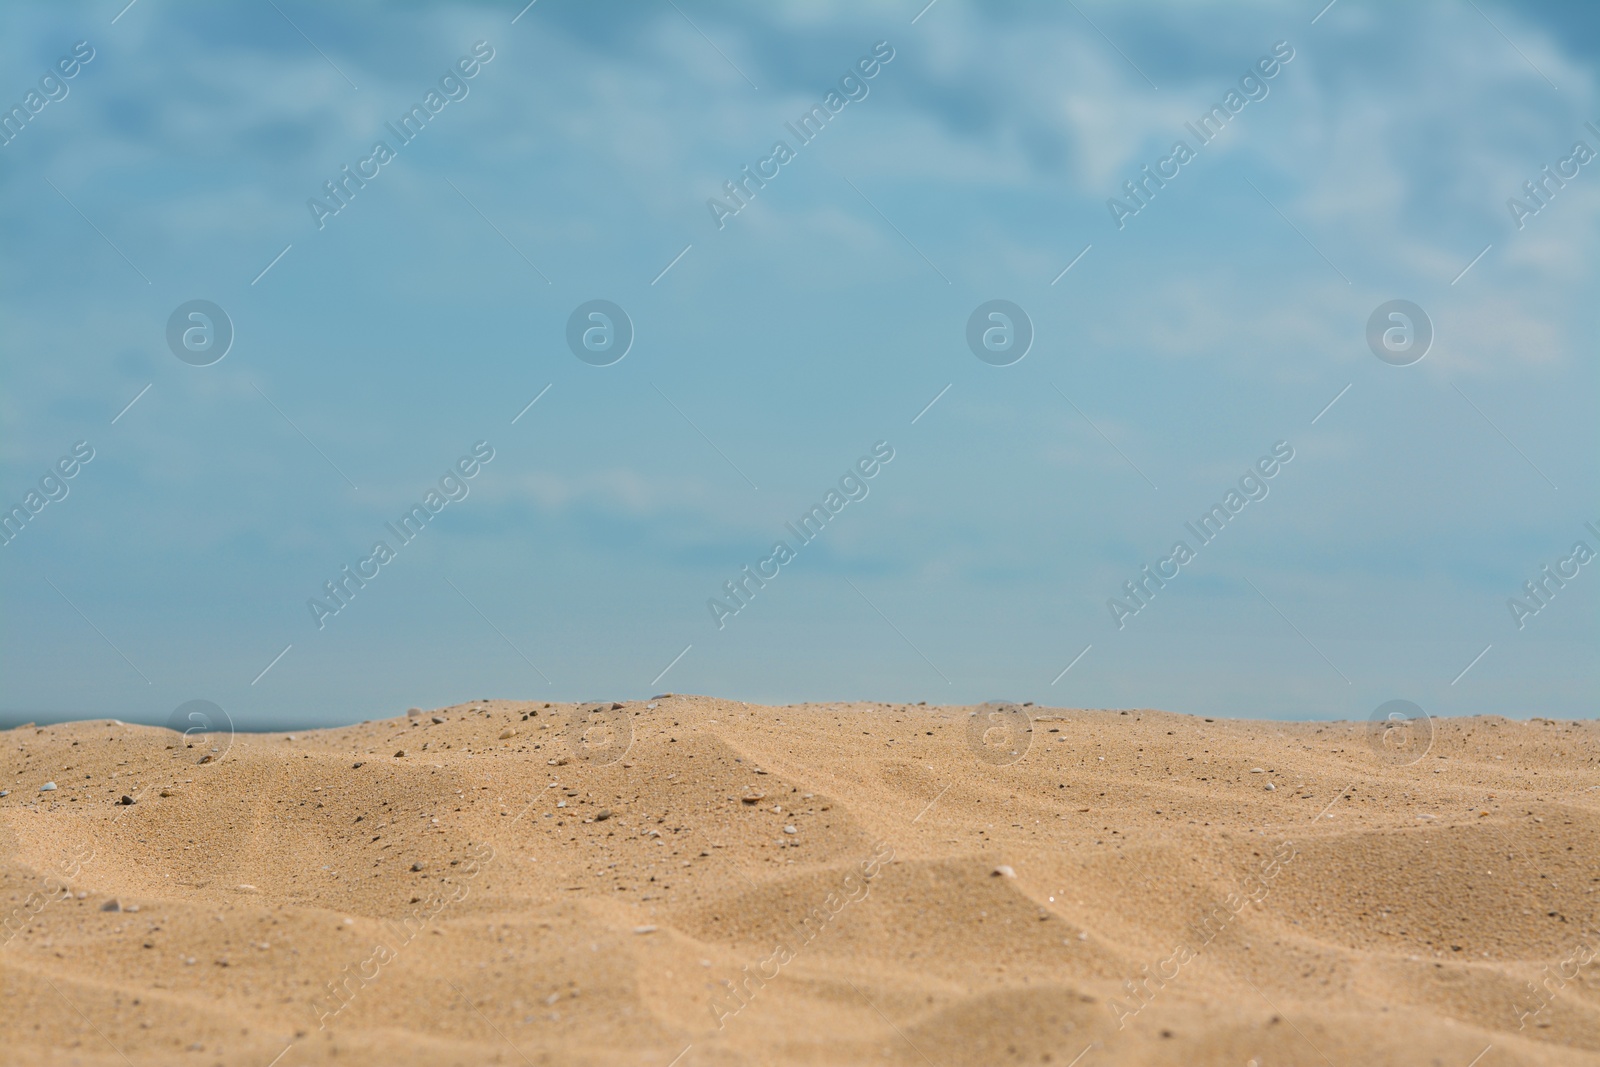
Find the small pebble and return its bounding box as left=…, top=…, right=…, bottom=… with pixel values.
left=411, top=862, right=426, bottom=872
left=118, top=795, right=135, bottom=805
left=783, top=825, right=797, bottom=835
left=40, top=782, right=56, bottom=791
left=432, top=716, right=446, bottom=724
left=101, top=899, right=121, bottom=912
left=394, top=750, right=407, bottom=758
left=594, top=810, right=611, bottom=821
left=499, top=728, right=517, bottom=740
left=0, top=790, right=9, bottom=797
left=407, top=708, right=421, bottom=718
left=1250, top=768, right=1265, bottom=774
left=993, top=865, right=1016, bottom=878
left=1264, top=783, right=1276, bottom=791
left=633, top=925, right=658, bottom=935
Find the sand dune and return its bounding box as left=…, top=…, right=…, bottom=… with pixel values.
left=1, top=697, right=1596, bottom=1065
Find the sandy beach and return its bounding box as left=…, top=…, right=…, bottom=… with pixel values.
left=1, top=697, right=1596, bottom=1066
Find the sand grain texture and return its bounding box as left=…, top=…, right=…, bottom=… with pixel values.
left=1, top=698, right=1596, bottom=1066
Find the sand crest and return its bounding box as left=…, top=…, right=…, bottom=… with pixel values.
left=1, top=697, right=1596, bottom=1065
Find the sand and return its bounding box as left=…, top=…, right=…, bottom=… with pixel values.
left=1, top=696, right=1596, bottom=1066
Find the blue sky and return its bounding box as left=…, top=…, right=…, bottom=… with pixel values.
left=1, top=0, right=1594, bottom=729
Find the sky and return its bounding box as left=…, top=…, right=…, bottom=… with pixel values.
left=0, top=0, right=1594, bottom=731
